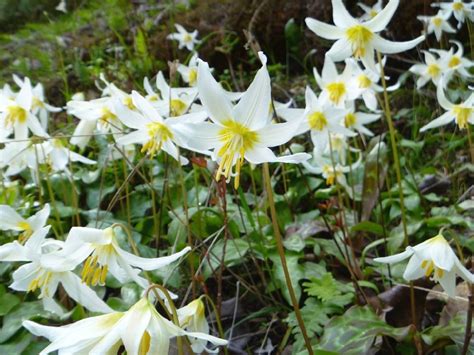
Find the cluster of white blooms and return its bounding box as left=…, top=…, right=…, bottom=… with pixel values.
left=0, top=204, right=226, bottom=353
left=0, top=0, right=472, bottom=352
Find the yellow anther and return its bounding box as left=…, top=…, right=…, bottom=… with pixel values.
left=448, top=56, right=461, bottom=68
left=358, top=75, right=372, bottom=89
left=427, top=64, right=441, bottom=78
left=5, top=105, right=27, bottom=127
left=141, top=122, right=174, bottom=157
left=344, top=113, right=357, bottom=128
left=433, top=17, right=443, bottom=27
left=188, top=69, right=198, bottom=86
left=453, top=2, right=464, bottom=11
left=326, top=82, right=346, bottom=105
left=346, top=25, right=373, bottom=58
left=170, top=99, right=187, bottom=116
left=453, top=105, right=471, bottom=129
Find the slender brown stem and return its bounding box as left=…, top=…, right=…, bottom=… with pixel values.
left=262, top=163, right=313, bottom=354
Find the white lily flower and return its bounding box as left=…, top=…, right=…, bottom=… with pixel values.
left=44, top=138, right=96, bottom=172
left=346, top=58, right=398, bottom=111
left=433, top=1, right=474, bottom=28
left=178, top=52, right=200, bottom=86
left=358, top=0, right=384, bottom=21
left=305, top=0, right=425, bottom=72
left=280, top=86, right=354, bottom=153
left=303, top=149, right=362, bottom=198
left=0, top=140, right=50, bottom=179
left=180, top=52, right=310, bottom=188
left=61, top=226, right=191, bottom=289
left=177, top=297, right=212, bottom=353
left=115, top=91, right=205, bottom=164
left=314, top=56, right=359, bottom=108
left=0, top=77, right=46, bottom=139
left=12, top=75, right=61, bottom=130
left=0, top=203, right=50, bottom=242
left=23, top=296, right=228, bottom=354
left=7, top=226, right=113, bottom=315
left=431, top=41, right=474, bottom=82
left=418, top=11, right=456, bottom=42
left=409, top=50, right=443, bottom=89
left=420, top=79, right=473, bottom=132
left=150, top=71, right=201, bottom=117
left=167, top=24, right=200, bottom=51
left=343, top=104, right=380, bottom=137
left=67, top=96, right=123, bottom=149
left=55, top=0, right=67, bottom=13
left=374, top=233, right=474, bottom=297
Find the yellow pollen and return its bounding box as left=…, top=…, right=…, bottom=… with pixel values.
left=216, top=120, right=259, bottom=189
left=308, top=112, right=328, bottom=131
left=448, top=56, right=461, bottom=68
left=326, top=82, right=346, bottom=105
left=81, top=254, right=109, bottom=286
left=141, top=121, right=174, bottom=157
left=99, top=108, right=118, bottom=129
left=184, top=34, right=192, bottom=43
left=5, top=105, right=27, bottom=127
left=188, top=69, right=198, bottom=86
left=358, top=75, right=372, bottom=89
left=453, top=2, right=464, bottom=11
left=432, top=17, right=443, bottom=27
left=322, top=165, right=341, bottom=186
left=123, top=96, right=136, bottom=110
left=427, top=64, right=441, bottom=78
left=346, top=25, right=373, bottom=58
left=17, top=221, right=31, bottom=230
left=27, top=271, right=52, bottom=294
left=421, top=260, right=434, bottom=277
left=344, top=113, right=357, bottom=128
left=453, top=105, right=472, bottom=130
left=170, top=99, right=187, bottom=116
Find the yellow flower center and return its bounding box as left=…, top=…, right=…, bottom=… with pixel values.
left=326, top=82, right=346, bottom=105
left=308, top=112, right=328, bottom=131
left=453, top=2, right=464, bottom=11
left=432, top=17, right=443, bottom=27
left=184, top=33, right=193, bottom=43
left=421, top=260, right=445, bottom=279
left=322, top=165, right=342, bottom=186
left=99, top=108, right=118, bottom=130
left=17, top=221, right=33, bottom=243
left=448, top=56, right=461, bottom=68
left=358, top=75, right=372, bottom=89
left=170, top=99, right=187, bottom=116
left=427, top=64, right=441, bottom=78
left=32, top=97, right=45, bottom=109
left=5, top=105, right=27, bottom=127
left=123, top=96, right=136, bottom=110
left=453, top=105, right=472, bottom=130
left=81, top=244, right=114, bottom=286
left=148, top=94, right=160, bottom=102
left=216, top=120, right=259, bottom=189
left=344, top=113, right=357, bottom=128
left=27, top=270, right=53, bottom=295
left=141, top=122, right=174, bottom=157
left=188, top=69, right=198, bottom=86
left=346, top=25, right=373, bottom=58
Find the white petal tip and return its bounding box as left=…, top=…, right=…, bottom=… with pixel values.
left=258, top=51, right=267, bottom=66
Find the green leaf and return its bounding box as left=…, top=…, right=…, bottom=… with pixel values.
left=202, top=238, right=249, bottom=279
left=317, top=306, right=413, bottom=354
left=303, top=273, right=354, bottom=308
left=351, top=221, right=384, bottom=236
left=422, top=312, right=473, bottom=352
left=0, top=301, right=58, bottom=343
left=270, top=252, right=304, bottom=304
left=0, top=293, right=20, bottom=316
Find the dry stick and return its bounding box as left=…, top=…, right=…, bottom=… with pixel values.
left=216, top=179, right=229, bottom=316
left=262, top=163, right=313, bottom=355
left=462, top=258, right=474, bottom=355
left=467, top=125, right=474, bottom=164
left=377, top=52, right=421, bottom=353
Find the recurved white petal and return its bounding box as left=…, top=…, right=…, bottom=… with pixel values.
left=365, top=0, right=399, bottom=32
left=305, top=18, right=345, bottom=40
left=331, top=0, right=358, bottom=27
left=117, top=246, right=191, bottom=271
left=372, top=34, right=425, bottom=54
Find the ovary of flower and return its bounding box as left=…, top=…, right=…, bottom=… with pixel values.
left=216, top=120, right=259, bottom=188
left=308, top=112, right=328, bottom=131
left=141, top=121, right=174, bottom=157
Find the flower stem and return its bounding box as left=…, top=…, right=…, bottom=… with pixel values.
left=377, top=53, right=420, bottom=344
left=466, top=125, right=474, bottom=164
left=262, top=163, right=313, bottom=354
